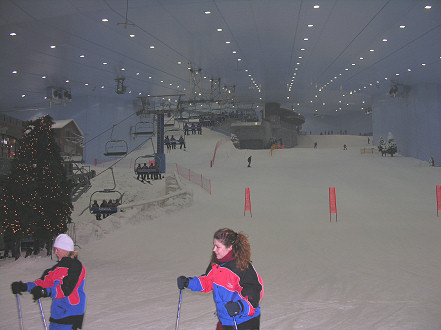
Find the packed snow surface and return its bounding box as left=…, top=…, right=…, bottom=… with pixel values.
left=1, top=129, right=441, bottom=329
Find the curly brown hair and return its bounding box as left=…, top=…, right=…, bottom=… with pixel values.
left=210, top=228, right=251, bottom=271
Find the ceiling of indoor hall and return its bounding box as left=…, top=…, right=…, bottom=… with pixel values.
left=1, top=0, right=440, bottom=119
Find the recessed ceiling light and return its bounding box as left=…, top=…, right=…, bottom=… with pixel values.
left=50, top=45, right=56, bottom=49
left=307, top=24, right=313, bottom=27
left=103, top=62, right=108, bottom=65
left=42, top=75, right=46, bottom=79
left=177, top=61, right=182, bottom=64
left=149, top=45, right=155, bottom=49
left=130, top=34, right=135, bottom=38
left=136, top=72, right=140, bottom=75
left=101, top=86, right=105, bottom=88
left=303, top=38, right=309, bottom=41
left=360, top=57, right=364, bottom=60
left=232, top=51, right=237, bottom=54
left=204, top=11, right=211, bottom=14
left=9, top=32, right=17, bottom=36
left=424, top=5, right=432, bottom=9
left=12, top=70, right=17, bottom=74
left=313, top=5, right=320, bottom=9
left=369, top=49, right=375, bottom=52
left=85, top=83, right=89, bottom=86
left=217, top=28, right=223, bottom=32
left=395, top=73, right=400, bottom=76
left=382, top=38, right=388, bottom=42
left=66, top=80, right=69, bottom=83
left=237, top=58, right=242, bottom=61
left=121, top=68, right=125, bottom=71
left=102, top=18, right=109, bottom=22
left=21, top=94, right=26, bottom=98
left=407, top=68, right=411, bottom=71
left=148, top=76, right=152, bottom=79
left=399, top=25, right=406, bottom=29
left=422, top=63, right=426, bottom=66
left=80, top=54, right=85, bottom=58
left=226, top=41, right=230, bottom=44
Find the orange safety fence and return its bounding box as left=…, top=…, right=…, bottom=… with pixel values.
left=175, top=163, right=211, bottom=195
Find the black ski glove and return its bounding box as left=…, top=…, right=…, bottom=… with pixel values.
left=11, top=281, right=28, bottom=295
left=177, top=276, right=189, bottom=290
left=225, top=301, right=243, bottom=317
left=31, top=286, right=49, bottom=301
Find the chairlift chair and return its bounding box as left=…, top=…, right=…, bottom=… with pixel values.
left=134, top=154, right=156, bottom=172
left=89, top=167, right=122, bottom=218
left=104, top=124, right=129, bottom=156
left=104, top=139, right=128, bottom=156
left=132, top=121, right=154, bottom=136
left=89, top=189, right=122, bottom=218
left=164, top=117, right=176, bottom=127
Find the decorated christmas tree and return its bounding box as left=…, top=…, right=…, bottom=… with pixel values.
left=0, top=115, right=72, bottom=255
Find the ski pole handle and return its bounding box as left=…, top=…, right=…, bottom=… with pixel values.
left=38, top=299, right=48, bottom=330
left=16, top=294, right=24, bottom=330
left=175, top=289, right=183, bottom=330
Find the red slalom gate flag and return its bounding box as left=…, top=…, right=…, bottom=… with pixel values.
left=244, top=187, right=252, bottom=217
left=436, top=186, right=441, bottom=216
left=329, top=187, right=337, bottom=222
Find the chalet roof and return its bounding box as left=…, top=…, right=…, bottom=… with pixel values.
left=52, top=119, right=84, bottom=137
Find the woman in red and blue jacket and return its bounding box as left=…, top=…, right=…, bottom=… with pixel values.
left=11, top=234, right=86, bottom=330
left=178, top=228, right=264, bottom=329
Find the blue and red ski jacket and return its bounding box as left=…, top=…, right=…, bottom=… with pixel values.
left=187, top=259, right=263, bottom=327
left=27, top=256, right=86, bottom=328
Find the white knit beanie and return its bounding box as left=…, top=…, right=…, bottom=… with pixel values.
left=53, top=234, right=74, bottom=252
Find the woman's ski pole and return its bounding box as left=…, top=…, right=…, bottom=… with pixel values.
left=16, top=294, right=24, bottom=330
left=37, top=299, right=48, bottom=330
left=175, top=289, right=183, bottom=330
left=233, top=315, right=238, bottom=330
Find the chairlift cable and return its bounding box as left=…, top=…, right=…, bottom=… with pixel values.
left=83, top=111, right=137, bottom=146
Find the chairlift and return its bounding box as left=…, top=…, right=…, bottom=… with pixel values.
left=104, top=125, right=128, bottom=156
left=132, top=121, right=154, bottom=136
left=164, top=117, right=176, bottom=127
left=89, top=167, right=122, bottom=218
left=134, top=154, right=156, bottom=171
left=89, top=190, right=122, bottom=219
left=165, top=126, right=185, bottom=136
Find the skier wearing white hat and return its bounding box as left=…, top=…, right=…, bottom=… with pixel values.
left=11, top=234, right=86, bottom=329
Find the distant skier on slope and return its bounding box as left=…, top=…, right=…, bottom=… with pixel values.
left=177, top=228, right=264, bottom=329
